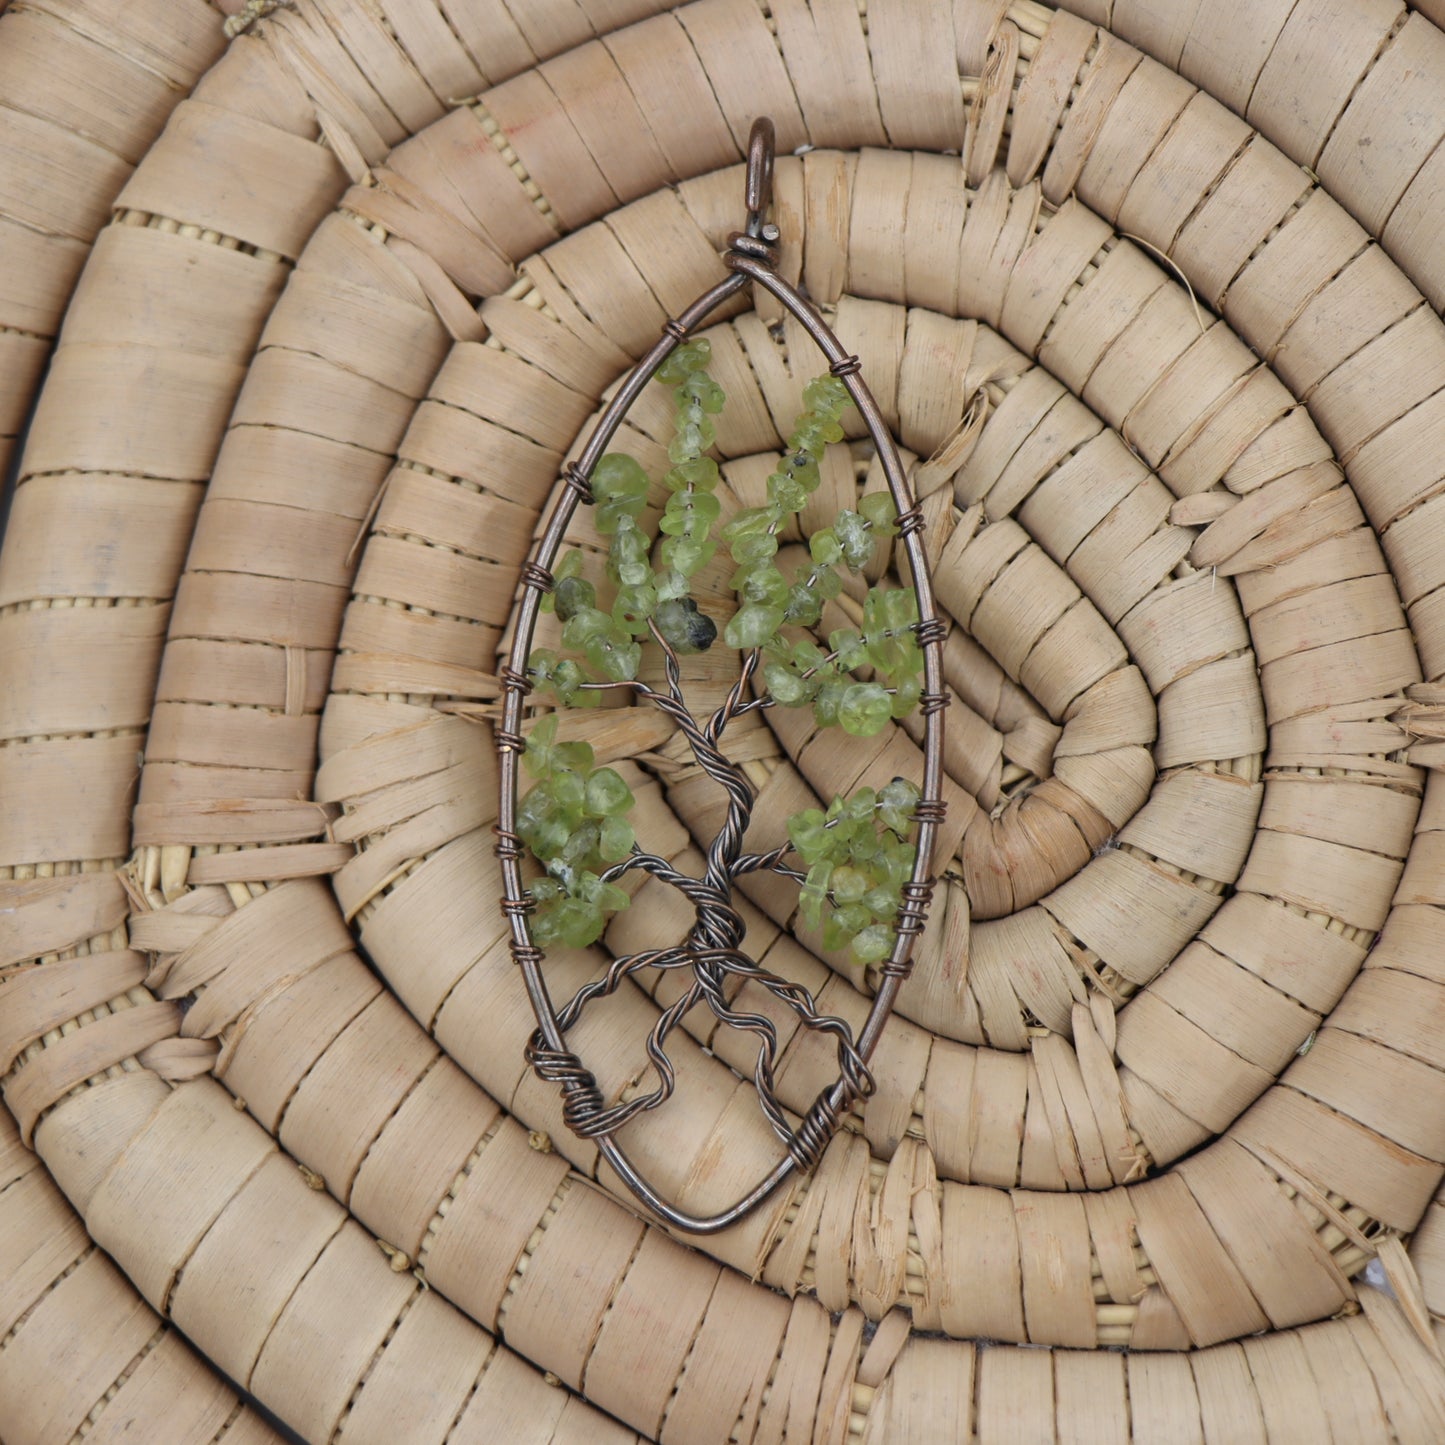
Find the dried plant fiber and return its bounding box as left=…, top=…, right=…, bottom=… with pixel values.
left=5, top=0, right=1445, bottom=1441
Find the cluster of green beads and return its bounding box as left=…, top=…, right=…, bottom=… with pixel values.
left=519, top=339, right=929, bottom=955
left=515, top=715, right=634, bottom=947
left=718, top=373, right=849, bottom=652
left=588, top=338, right=728, bottom=656
left=762, top=577, right=924, bottom=737
left=717, top=369, right=923, bottom=739
left=532, top=353, right=923, bottom=733
left=650, top=340, right=725, bottom=654
left=531, top=340, right=724, bottom=708
left=788, top=780, right=921, bottom=963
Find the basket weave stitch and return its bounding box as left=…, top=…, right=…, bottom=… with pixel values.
left=4, top=0, right=1445, bottom=1440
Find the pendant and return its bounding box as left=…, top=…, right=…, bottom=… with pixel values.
left=495, top=118, right=947, bottom=1233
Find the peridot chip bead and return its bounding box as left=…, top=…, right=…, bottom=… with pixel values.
left=802, top=373, right=850, bottom=418
left=654, top=596, right=718, bottom=654
left=656, top=337, right=711, bottom=382
left=851, top=923, right=895, bottom=964
left=837, top=681, right=892, bottom=737
left=585, top=767, right=634, bottom=817
left=724, top=602, right=784, bottom=651
left=859, top=490, right=899, bottom=533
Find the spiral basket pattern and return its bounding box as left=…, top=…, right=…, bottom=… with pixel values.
left=4, top=0, right=1445, bottom=1439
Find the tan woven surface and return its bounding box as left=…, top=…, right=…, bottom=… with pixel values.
left=5, top=0, right=1445, bottom=1439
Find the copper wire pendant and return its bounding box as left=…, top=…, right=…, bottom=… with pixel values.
left=495, top=118, right=947, bottom=1233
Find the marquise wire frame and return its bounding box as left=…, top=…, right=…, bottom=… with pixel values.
left=495, top=118, right=947, bottom=1233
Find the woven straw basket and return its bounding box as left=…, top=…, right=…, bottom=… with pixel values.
left=7, top=0, right=1445, bottom=1439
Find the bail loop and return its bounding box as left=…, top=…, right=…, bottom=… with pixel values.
left=744, top=116, right=776, bottom=240
left=728, top=116, right=781, bottom=263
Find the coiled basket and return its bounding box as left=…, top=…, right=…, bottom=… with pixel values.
left=4, top=0, right=1445, bottom=1439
